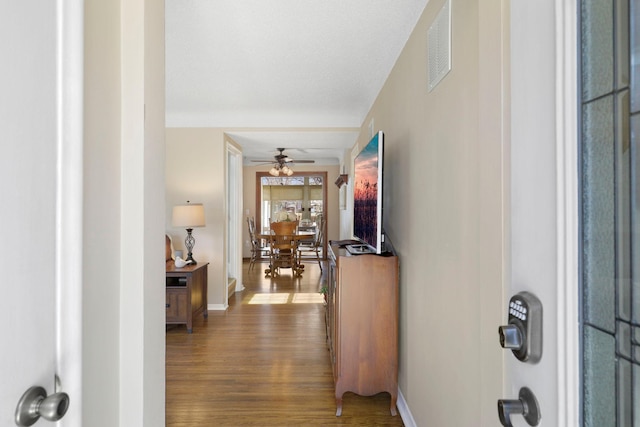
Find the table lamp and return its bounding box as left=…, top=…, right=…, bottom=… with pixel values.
left=172, top=202, right=205, bottom=264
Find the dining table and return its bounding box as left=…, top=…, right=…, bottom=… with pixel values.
left=257, top=230, right=315, bottom=275
left=257, top=230, right=315, bottom=241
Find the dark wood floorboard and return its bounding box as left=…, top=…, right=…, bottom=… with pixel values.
left=166, top=259, right=404, bottom=426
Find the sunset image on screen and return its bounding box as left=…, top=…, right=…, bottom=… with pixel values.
left=353, top=136, right=379, bottom=247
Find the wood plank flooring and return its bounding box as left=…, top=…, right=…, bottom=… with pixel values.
left=166, top=259, right=405, bottom=426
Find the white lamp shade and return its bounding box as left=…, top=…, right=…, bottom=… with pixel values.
left=172, top=203, right=205, bottom=228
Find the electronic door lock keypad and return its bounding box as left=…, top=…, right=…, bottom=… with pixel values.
left=498, top=291, right=542, bottom=363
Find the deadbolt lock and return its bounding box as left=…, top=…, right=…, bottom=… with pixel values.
left=498, top=291, right=542, bottom=363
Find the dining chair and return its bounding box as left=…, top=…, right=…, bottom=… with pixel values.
left=297, top=214, right=324, bottom=271
left=265, top=221, right=302, bottom=277
left=247, top=217, right=270, bottom=271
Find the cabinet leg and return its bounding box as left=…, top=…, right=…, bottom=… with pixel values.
left=390, top=394, right=398, bottom=416
left=335, top=398, right=343, bottom=417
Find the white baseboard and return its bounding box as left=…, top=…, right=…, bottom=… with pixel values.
left=397, top=387, right=416, bottom=427
left=207, top=303, right=228, bottom=311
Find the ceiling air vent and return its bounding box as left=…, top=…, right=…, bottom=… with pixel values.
left=428, top=0, right=451, bottom=92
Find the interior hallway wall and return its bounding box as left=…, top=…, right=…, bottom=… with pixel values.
left=347, top=0, right=506, bottom=424
left=166, top=128, right=226, bottom=307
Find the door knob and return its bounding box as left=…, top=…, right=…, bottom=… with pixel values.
left=15, top=386, right=69, bottom=426
left=497, top=387, right=540, bottom=426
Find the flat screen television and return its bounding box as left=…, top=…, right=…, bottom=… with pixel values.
left=348, top=131, right=384, bottom=255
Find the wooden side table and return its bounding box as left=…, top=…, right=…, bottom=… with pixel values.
left=166, top=261, right=208, bottom=333
left=327, top=244, right=399, bottom=417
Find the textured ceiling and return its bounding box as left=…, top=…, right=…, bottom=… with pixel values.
left=165, top=0, right=428, bottom=164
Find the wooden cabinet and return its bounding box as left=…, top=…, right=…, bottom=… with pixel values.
left=327, top=244, right=399, bottom=416
left=166, top=262, right=208, bottom=333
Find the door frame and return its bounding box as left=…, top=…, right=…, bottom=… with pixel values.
left=58, top=0, right=84, bottom=423
left=255, top=171, right=328, bottom=259
left=508, top=0, right=580, bottom=424
left=554, top=0, right=580, bottom=424
left=226, top=140, right=244, bottom=300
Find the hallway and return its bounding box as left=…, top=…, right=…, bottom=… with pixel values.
left=166, top=260, right=404, bottom=426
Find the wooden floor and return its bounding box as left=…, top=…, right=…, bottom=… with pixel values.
left=166, top=259, right=405, bottom=426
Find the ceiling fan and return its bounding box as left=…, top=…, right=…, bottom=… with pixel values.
left=251, top=148, right=315, bottom=176
left=251, top=148, right=316, bottom=166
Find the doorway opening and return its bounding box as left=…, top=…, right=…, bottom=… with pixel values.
left=255, top=171, right=328, bottom=260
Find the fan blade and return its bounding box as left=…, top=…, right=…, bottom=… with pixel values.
left=291, top=160, right=315, bottom=163
left=251, top=159, right=276, bottom=162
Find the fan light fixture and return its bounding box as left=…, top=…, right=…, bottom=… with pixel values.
left=269, top=163, right=294, bottom=176
left=253, top=148, right=315, bottom=175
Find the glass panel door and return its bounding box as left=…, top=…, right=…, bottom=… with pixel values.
left=257, top=173, right=325, bottom=230
left=579, top=0, right=638, bottom=424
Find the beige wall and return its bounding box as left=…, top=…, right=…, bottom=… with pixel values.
left=347, top=0, right=506, bottom=425
left=139, top=0, right=166, bottom=423
left=83, top=0, right=166, bottom=426
left=83, top=0, right=122, bottom=423
left=166, top=128, right=227, bottom=306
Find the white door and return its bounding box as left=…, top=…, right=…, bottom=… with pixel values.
left=504, top=0, right=579, bottom=426
left=0, top=1, right=83, bottom=425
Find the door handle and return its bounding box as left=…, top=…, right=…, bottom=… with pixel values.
left=497, top=387, right=540, bottom=426
left=15, top=386, right=69, bottom=426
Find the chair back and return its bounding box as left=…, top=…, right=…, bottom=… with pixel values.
left=247, top=216, right=256, bottom=235
left=269, top=221, right=298, bottom=251
left=314, top=215, right=325, bottom=248
left=267, top=220, right=299, bottom=272
left=247, top=217, right=258, bottom=249
left=269, top=233, right=296, bottom=253
left=270, top=220, right=298, bottom=236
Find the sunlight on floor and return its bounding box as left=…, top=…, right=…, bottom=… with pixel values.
left=247, top=292, right=324, bottom=305
left=291, top=293, right=324, bottom=304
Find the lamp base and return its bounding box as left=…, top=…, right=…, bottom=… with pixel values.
left=184, top=228, right=198, bottom=265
